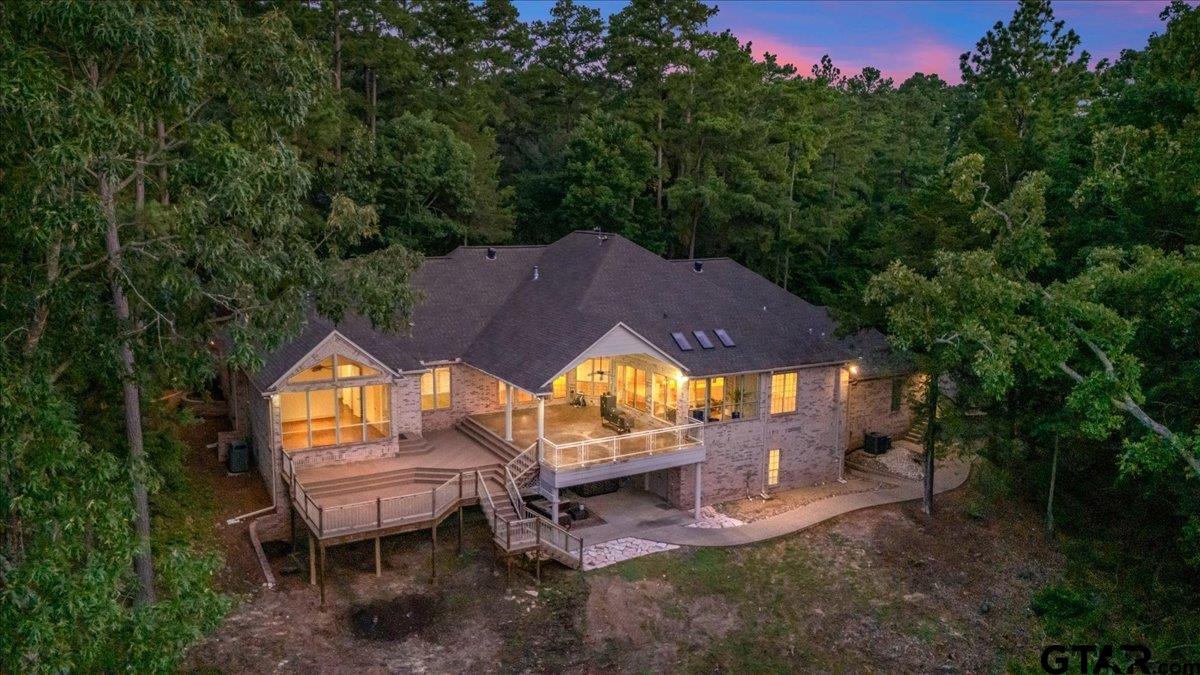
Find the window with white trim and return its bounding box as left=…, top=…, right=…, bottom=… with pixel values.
left=770, top=372, right=798, bottom=415
left=421, top=366, right=451, bottom=411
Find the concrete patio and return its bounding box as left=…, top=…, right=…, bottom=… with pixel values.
left=565, top=483, right=696, bottom=545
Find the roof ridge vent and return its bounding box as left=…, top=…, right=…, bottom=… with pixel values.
left=486, top=247, right=496, bottom=260
left=693, top=260, right=703, bottom=273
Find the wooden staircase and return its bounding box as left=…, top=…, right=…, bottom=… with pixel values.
left=456, top=417, right=520, bottom=463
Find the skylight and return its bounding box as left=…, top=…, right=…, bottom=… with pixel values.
left=714, top=329, right=735, bottom=347
left=671, top=332, right=694, bottom=351
left=693, top=330, right=714, bottom=349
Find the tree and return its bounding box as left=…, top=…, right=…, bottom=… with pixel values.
left=559, top=111, right=654, bottom=238
left=867, top=153, right=1200, bottom=521
left=0, top=2, right=418, bottom=665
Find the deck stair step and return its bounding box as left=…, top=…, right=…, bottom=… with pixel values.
left=304, top=467, right=456, bottom=492
left=394, top=435, right=435, bottom=455
left=902, top=418, right=928, bottom=444
left=455, top=417, right=521, bottom=463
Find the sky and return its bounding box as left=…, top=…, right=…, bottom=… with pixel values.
left=510, top=0, right=1175, bottom=84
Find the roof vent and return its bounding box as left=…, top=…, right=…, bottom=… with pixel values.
left=486, top=247, right=496, bottom=260
left=693, top=260, right=703, bottom=273
left=532, top=265, right=540, bottom=280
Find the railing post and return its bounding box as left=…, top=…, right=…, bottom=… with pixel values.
left=318, top=505, right=324, bottom=536
left=431, top=488, right=436, bottom=519
left=459, top=472, right=464, bottom=501
left=376, top=497, right=382, bottom=528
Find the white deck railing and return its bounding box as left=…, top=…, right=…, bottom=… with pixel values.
left=540, top=418, right=704, bottom=471
left=285, top=462, right=480, bottom=540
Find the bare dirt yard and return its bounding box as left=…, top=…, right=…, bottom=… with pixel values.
left=183, top=422, right=1063, bottom=673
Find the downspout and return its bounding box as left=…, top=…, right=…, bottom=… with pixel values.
left=835, top=366, right=847, bottom=483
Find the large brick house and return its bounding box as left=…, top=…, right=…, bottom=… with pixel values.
left=220, top=231, right=916, bottom=579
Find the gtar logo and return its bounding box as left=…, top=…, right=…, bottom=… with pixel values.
left=1040, top=645, right=1151, bottom=674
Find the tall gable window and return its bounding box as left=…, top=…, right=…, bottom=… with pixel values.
left=421, top=366, right=451, bottom=411
left=280, top=384, right=390, bottom=451
left=280, top=353, right=390, bottom=451
left=574, top=358, right=609, bottom=397
left=770, top=372, right=798, bottom=415
left=287, top=354, right=379, bottom=385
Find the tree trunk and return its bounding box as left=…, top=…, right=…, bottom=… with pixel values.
left=1046, top=435, right=1058, bottom=535
left=156, top=119, right=169, bottom=205
left=655, top=104, right=663, bottom=212
left=923, top=372, right=939, bottom=516
left=101, top=175, right=156, bottom=605
left=367, top=68, right=377, bottom=141
left=331, top=0, right=342, bottom=92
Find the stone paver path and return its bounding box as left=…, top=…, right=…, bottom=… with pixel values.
left=685, top=506, right=745, bottom=529
left=582, top=537, right=679, bottom=570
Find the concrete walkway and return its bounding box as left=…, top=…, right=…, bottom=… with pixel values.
left=639, top=459, right=972, bottom=547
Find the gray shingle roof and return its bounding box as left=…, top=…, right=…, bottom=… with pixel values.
left=252, top=231, right=899, bottom=393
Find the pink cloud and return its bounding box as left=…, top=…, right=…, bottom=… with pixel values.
left=740, top=29, right=963, bottom=85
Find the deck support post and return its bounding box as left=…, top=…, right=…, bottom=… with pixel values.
left=536, top=396, right=545, bottom=459
left=550, top=487, right=560, bottom=524
left=457, top=506, right=464, bottom=555
left=374, top=537, right=382, bottom=577
left=504, top=384, right=514, bottom=441
left=308, top=534, right=316, bottom=586
left=318, top=543, right=326, bottom=608
left=290, top=506, right=297, bottom=552
left=693, top=463, right=703, bottom=521
left=535, top=519, right=542, bottom=583
left=431, top=520, right=438, bottom=584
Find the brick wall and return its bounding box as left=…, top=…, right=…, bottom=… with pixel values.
left=845, top=374, right=920, bottom=450
left=666, top=365, right=847, bottom=508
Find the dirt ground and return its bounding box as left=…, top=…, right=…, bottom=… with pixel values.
left=182, top=419, right=1063, bottom=673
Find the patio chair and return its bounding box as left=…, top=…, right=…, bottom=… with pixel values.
left=599, top=394, right=633, bottom=435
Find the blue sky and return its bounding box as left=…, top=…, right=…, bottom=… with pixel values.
left=511, top=1, right=1174, bottom=84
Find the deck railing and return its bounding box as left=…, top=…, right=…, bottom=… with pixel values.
left=288, top=466, right=480, bottom=540
left=539, top=418, right=704, bottom=471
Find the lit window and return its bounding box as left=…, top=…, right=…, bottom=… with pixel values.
left=687, top=375, right=757, bottom=421
left=280, top=384, right=390, bottom=451
left=617, top=364, right=649, bottom=412
left=552, top=375, right=567, bottom=399
left=770, top=372, right=797, bottom=415
left=652, top=373, right=678, bottom=420
left=574, top=358, right=609, bottom=396
left=287, top=354, right=379, bottom=385
left=422, top=366, right=451, bottom=411
left=497, top=382, right=535, bottom=405
left=767, top=448, right=781, bottom=486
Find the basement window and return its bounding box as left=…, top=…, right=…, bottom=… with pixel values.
left=767, top=448, right=781, bottom=487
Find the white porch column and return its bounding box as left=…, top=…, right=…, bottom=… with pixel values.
left=693, top=463, right=703, bottom=520
left=550, top=486, right=560, bottom=524
left=504, top=383, right=514, bottom=442
left=536, top=396, right=545, bottom=457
